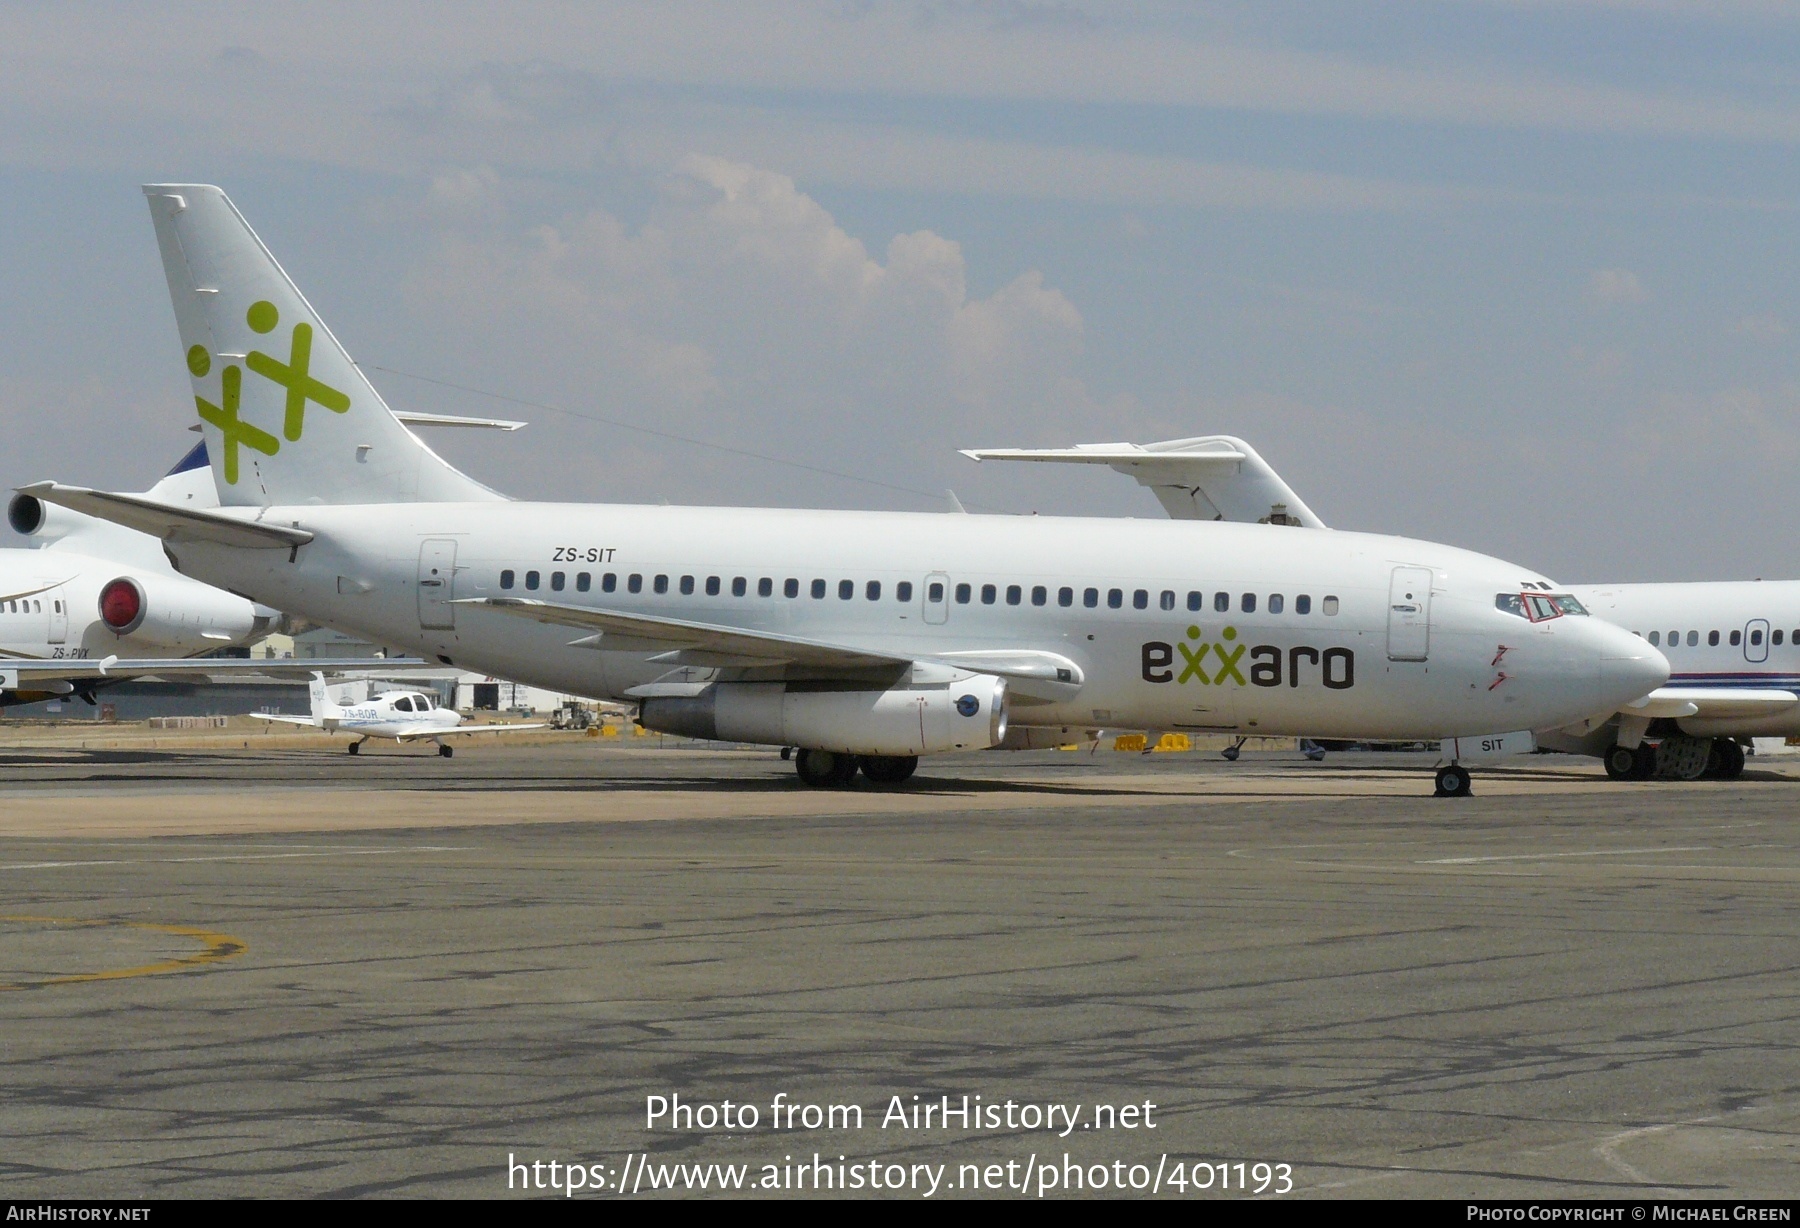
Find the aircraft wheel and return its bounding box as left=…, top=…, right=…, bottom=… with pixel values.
left=1654, top=734, right=1710, bottom=781
left=1709, top=738, right=1746, bottom=780
left=1434, top=764, right=1473, bottom=798
left=438, top=743, right=454, bottom=758
left=347, top=741, right=360, bottom=756
left=795, top=748, right=857, bottom=788
left=1221, top=746, right=1240, bottom=762
left=1602, top=744, right=1638, bottom=780
left=860, top=754, right=918, bottom=785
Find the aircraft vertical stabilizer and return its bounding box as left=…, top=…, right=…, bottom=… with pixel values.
left=142, top=184, right=502, bottom=508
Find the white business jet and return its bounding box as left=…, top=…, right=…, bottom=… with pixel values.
left=19, top=185, right=1666, bottom=796
left=0, top=440, right=426, bottom=706
left=964, top=435, right=1791, bottom=781
left=260, top=673, right=544, bottom=756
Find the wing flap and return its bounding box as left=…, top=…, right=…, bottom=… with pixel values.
left=459, top=598, right=911, bottom=673
left=15, top=483, right=313, bottom=550
left=1632, top=686, right=1800, bottom=720
left=459, top=598, right=1085, bottom=696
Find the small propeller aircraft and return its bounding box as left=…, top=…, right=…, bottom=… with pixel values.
left=261, top=673, right=546, bottom=756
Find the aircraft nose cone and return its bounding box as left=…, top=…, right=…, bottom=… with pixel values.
left=1595, top=624, right=1669, bottom=708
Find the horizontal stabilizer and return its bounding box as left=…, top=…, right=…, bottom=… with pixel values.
left=16, top=483, right=313, bottom=550
left=393, top=411, right=527, bottom=431
left=962, top=435, right=1326, bottom=527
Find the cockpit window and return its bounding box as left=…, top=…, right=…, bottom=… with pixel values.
left=392, top=695, right=414, bottom=712
left=1500, top=592, right=1576, bottom=622
left=415, top=694, right=433, bottom=710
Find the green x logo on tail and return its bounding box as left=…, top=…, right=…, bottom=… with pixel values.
left=242, top=301, right=350, bottom=442
left=195, top=365, right=279, bottom=485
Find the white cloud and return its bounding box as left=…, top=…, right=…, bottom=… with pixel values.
left=1586, top=269, right=1649, bottom=305
left=398, top=157, right=1103, bottom=505
left=1730, top=313, right=1788, bottom=341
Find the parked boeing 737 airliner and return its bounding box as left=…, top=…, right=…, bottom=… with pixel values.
left=20, top=185, right=1668, bottom=794
left=964, top=436, right=1797, bottom=781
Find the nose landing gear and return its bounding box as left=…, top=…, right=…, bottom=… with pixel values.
left=1434, top=763, right=1473, bottom=797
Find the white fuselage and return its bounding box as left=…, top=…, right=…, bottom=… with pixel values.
left=0, top=546, right=259, bottom=667
left=162, top=501, right=1665, bottom=743
left=1573, top=581, right=1800, bottom=736
left=324, top=693, right=463, bottom=740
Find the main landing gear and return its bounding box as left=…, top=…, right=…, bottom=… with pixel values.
left=1604, top=737, right=1745, bottom=782
left=347, top=739, right=364, bottom=756
left=1602, top=742, right=1656, bottom=780
left=793, top=748, right=918, bottom=788
left=1434, top=763, right=1473, bottom=798
left=437, top=742, right=454, bottom=758
left=1221, top=736, right=1247, bottom=762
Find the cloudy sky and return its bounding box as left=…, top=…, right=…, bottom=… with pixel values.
left=2, top=1, right=1797, bottom=581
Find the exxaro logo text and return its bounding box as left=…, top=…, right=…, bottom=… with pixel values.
left=1142, top=626, right=1354, bottom=690
left=188, top=301, right=352, bottom=484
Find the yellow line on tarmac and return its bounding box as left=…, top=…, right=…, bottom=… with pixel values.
left=0, top=914, right=247, bottom=991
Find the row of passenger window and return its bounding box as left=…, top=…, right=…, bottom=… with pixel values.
left=3, top=599, right=42, bottom=614
left=496, top=569, right=1340, bottom=616
left=1642, top=627, right=1798, bottom=648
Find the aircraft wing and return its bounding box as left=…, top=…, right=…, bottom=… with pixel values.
left=459, top=598, right=910, bottom=671
left=457, top=598, right=1084, bottom=696
left=0, top=656, right=427, bottom=687
left=394, top=723, right=550, bottom=739
left=15, top=483, right=314, bottom=551
left=961, top=435, right=1327, bottom=527
left=1625, top=686, right=1800, bottom=720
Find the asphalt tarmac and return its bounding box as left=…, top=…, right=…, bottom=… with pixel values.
left=1, top=737, right=1796, bottom=1199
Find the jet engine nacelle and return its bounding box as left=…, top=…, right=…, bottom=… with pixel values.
left=640, top=678, right=1009, bottom=755
left=96, top=574, right=258, bottom=649
left=7, top=493, right=84, bottom=542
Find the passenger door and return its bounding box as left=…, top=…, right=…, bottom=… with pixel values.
left=45, top=586, right=67, bottom=644
left=1744, top=618, right=1770, bottom=664
left=1386, top=566, right=1432, bottom=662
left=418, top=540, right=457, bottom=630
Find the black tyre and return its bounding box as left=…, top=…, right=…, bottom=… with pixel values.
left=1602, top=744, right=1638, bottom=780
left=861, top=754, right=918, bottom=785
left=439, top=743, right=454, bottom=758
left=1221, top=746, right=1240, bottom=762
left=1434, top=764, right=1472, bottom=797
left=347, top=742, right=360, bottom=756
left=1710, top=738, right=1746, bottom=780
left=795, top=748, right=857, bottom=788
